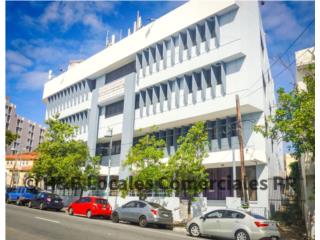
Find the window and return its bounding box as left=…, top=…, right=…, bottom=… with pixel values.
left=198, top=24, right=206, bottom=42
left=230, top=117, right=237, bottom=137
left=236, top=166, right=257, bottom=201
left=157, top=43, right=164, bottom=60
left=185, top=75, right=192, bottom=92
left=194, top=72, right=202, bottom=91
left=135, top=94, right=140, bottom=109
left=180, top=32, right=187, bottom=50
left=189, top=28, right=196, bottom=46
left=137, top=202, right=147, bottom=208
left=105, top=62, right=135, bottom=84
left=123, top=201, right=136, bottom=208
left=95, top=198, right=108, bottom=205
left=224, top=210, right=245, bottom=219
left=204, top=69, right=211, bottom=88
left=167, top=130, right=174, bottom=146
left=219, top=119, right=227, bottom=138
left=206, top=210, right=225, bottom=219
left=213, top=65, right=222, bottom=85
left=105, top=100, right=124, bottom=118
left=161, top=84, right=168, bottom=100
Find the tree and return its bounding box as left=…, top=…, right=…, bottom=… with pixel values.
left=6, top=130, right=18, bottom=147
left=121, top=131, right=166, bottom=199
left=32, top=115, right=100, bottom=195
left=255, top=64, right=315, bottom=161
left=165, top=122, right=209, bottom=218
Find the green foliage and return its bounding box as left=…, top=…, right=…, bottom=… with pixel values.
left=166, top=122, right=209, bottom=215
left=32, top=115, right=100, bottom=194
left=6, top=130, right=18, bottom=147
left=122, top=122, right=209, bottom=215
left=255, top=64, right=315, bottom=161
left=122, top=130, right=166, bottom=199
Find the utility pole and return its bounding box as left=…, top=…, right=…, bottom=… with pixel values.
left=235, top=95, right=249, bottom=205
left=106, top=128, right=113, bottom=198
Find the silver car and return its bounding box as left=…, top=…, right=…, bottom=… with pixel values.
left=112, top=200, right=173, bottom=229
left=186, top=208, right=280, bottom=240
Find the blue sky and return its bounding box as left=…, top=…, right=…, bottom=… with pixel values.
left=6, top=1, right=315, bottom=126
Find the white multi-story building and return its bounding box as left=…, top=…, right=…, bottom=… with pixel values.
left=43, top=1, right=284, bottom=218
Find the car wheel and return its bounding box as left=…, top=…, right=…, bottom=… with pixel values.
left=139, top=216, right=148, bottom=228
left=68, top=208, right=74, bottom=215
left=189, top=223, right=201, bottom=237
left=28, top=201, right=32, bottom=208
left=39, top=203, right=45, bottom=210
left=86, top=210, right=92, bottom=218
left=235, top=230, right=250, bottom=240
left=112, top=212, right=119, bottom=223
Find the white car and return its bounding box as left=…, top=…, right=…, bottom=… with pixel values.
left=186, top=208, right=280, bottom=240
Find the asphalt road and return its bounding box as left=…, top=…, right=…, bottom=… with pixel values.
left=6, top=204, right=201, bottom=240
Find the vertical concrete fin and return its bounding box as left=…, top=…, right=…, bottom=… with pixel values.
left=214, top=15, right=220, bottom=48
left=211, top=65, right=217, bottom=99
left=221, top=62, right=226, bottom=96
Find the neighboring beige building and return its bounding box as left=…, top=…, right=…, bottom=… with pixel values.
left=295, top=47, right=315, bottom=91
left=6, top=97, right=46, bottom=154
left=284, top=154, right=297, bottom=177
left=5, top=152, right=38, bottom=187
left=295, top=46, right=315, bottom=239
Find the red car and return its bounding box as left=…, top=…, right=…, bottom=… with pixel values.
left=67, top=196, right=112, bottom=219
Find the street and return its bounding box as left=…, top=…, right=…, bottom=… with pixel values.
left=6, top=204, right=201, bottom=240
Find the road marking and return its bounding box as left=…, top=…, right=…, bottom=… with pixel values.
left=35, top=217, right=60, bottom=224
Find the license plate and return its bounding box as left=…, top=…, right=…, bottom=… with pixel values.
left=163, top=214, right=169, bottom=217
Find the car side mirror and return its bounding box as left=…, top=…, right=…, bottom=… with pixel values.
left=200, top=216, right=206, bottom=221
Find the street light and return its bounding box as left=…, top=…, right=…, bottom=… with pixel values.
left=105, top=128, right=113, bottom=198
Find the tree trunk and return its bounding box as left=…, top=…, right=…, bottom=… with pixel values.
left=80, top=188, right=83, bottom=197
left=187, top=197, right=192, bottom=220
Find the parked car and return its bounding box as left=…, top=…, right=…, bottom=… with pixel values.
left=68, top=196, right=112, bottom=219
left=186, top=208, right=280, bottom=240
left=28, top=192, right=64, bottom=211
left=5, top=187, right=16, bottom=202
left=6, top=186, right=39, bottom=205
left=112, top=200, right=173, bottom=230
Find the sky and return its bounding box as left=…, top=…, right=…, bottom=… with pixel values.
left=6, top=1, right=315, bottom=126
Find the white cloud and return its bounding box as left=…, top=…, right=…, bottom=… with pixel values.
left=37, top=1, right=116, bottom=33
left=261, top=2, right=303, bottom=41
left=6, top=50, right=33, bottom=67
left=17, top=71, right=48, bottom=91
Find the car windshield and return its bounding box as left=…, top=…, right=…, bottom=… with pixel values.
left=147, top=202, right=163, bottom=209
left=95, top=199, right=108, bottom=205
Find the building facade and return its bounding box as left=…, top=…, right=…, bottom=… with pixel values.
left=5, top=152, right=38, bottom=187
left=294, top=46, right=315, bottom=239
left=6, top=97, right=46, bottom=155
left=43, top=1, right=284, bottom=218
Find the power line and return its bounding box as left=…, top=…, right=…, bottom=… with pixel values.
left=245, top=18, right=315, bottom=94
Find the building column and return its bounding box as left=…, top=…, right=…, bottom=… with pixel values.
left=119, top=72, right=136, bottom=179
left=87, top=77, right=104, bottom=157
